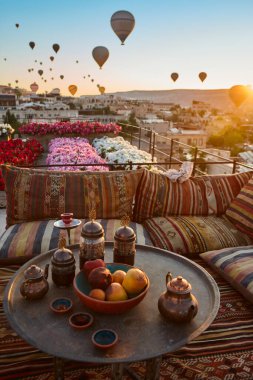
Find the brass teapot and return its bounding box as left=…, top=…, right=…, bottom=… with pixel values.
left=158, top=272, right=198, bottom=323
left=20, top=264, right=49, bottom=300
left=51, top=236, right=76, bottom=287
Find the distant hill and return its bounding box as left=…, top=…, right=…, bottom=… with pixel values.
left=112, top=89, right=253, bottom=110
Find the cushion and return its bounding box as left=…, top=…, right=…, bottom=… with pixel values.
left=0, top=218, right=153, bottom=265
left=200, top=246, right=253, bottom=303
left=225, top=177, right=253, bottom=237
left=143, top=215, right=252, bottom=256
left=133, top=169, right=253, bottom=223
left=2, top=165, right=142, bottom=227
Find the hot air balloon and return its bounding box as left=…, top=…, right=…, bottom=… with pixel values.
left=68, top=85, right=77, bottom=96
left=199, top=72, right=207, bottom=82
left=30, top=82, right=39, bottom=92
left=97, top=84, right=100, bottom=88
left=228, top=85, right=250, bottom=107
left=52, top=44, right=60, bottom=53
left=60, top=75, right=64, bottom=79
left=29, top=41, right=35, bottom=50
left=35, top=60, right=37, bottom=63
left=99, top=86, right=105, bottom=94
left=28, top=69, right=31, bottom=72
left=15, top=23, right=19, bottom=28
left=83, top=76, right=86, bottom=79
left=91, top=79, right=94, bottom=82
left=40, top=62, right=43, bottom=65
left=92, top=46, right=109, bottom=69
left=171, top=72, right=179, bottom=82
left=76, top=60, right=79, bottom=64
left=15, top=80, right=19, bottom=83
left=51, top=77, right=54, bottom=80
left=3, top=58, right=7, bottom=61
left=44, top=80, right=47, bottom=83
left=38, top=70, right=43, bottom=76
left=50, top=56, right=54, bottom=61
left=8, top=83, right=11, bottom=87
left=111, top=10, right=135, bottom=45
left=88, top=74, right=90, bottom=77
left=49, top=68, right=52, bottom=71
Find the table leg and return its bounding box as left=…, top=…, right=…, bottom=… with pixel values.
left=145, top=357, right=161, bottom=380
left=112, top=363, right=124, bottom=379
left=54, top=357, right=64, bottom=380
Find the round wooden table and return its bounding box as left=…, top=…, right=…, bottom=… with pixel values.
left=4, top=243, right=220, bottom=380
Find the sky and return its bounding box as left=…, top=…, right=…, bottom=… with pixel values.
left=1, top=0, right=253, bottom=96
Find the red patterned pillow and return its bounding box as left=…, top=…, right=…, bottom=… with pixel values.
left=225, top=177, right=253, bottom=237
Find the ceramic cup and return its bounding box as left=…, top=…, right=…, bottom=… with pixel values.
left=61, top=213, right=73, bottom=225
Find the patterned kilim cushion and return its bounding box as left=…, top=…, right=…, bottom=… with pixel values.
left=225, top=177, right=253, bottom=237
left=143, top=215, right=252, bottom=256
left=0, top=219, right=153, bottom=265
left=1, top=165, right=142, bottom=227
left=1, top=260, right=253, bottom=380
left=200, top=246, right=253, bottom=303
left=134, top=169, right=253, bottom=223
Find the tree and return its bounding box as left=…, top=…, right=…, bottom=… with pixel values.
left=4, top=110, right=20, bottom=135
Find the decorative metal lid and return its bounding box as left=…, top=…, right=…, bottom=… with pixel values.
left=52, top=236, right=75, bottom=264
left=167, top=275, right=192, bottom=294
left=81, top=210, right=104, bottom=239
left=24, top=265, right=44, bottom=280
left=114, top=215, right=136, bottom=242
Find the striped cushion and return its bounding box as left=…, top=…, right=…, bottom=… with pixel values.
left=200, top=246, right=253, bottom=303
left=0, top=219, right=153, bottom=265
left=2, top=165, right=142, bottom=227
left=225, top=177, right=253, bottom=237
left=134, top=169, right=253, bottom=223
left=143, top=215, right=252, bottom=256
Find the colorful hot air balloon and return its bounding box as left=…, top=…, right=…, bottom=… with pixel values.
left=29, top=41, right=35, bottom=50
left=30, top=82, right=39, bottom=92
left=111, top=10, right=135, bottom=45
left=68, top=85, right=77, bottom=96
left=92, top=46, right=109, bottom=69
left=228, top=85, right=250, bottom=107
left=52, top=44, right=60, bottom=53
left=199, top=72, right=207, bottom=82
left=50, top=56, right=54, bottom=61
left=15, top=80, right=19, bottom=83
left=99, top=86, right=105, bottom=94
left=60, top=75, right=64, bottom=79
left=38, top=70, right=43, bottom=76
left=15, top=23, right=19, bottom=28
left=171, top=72, right=179, bottom=82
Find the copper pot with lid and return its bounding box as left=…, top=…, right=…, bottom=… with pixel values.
left=20, top=264, right=49, bottom=300
left=79, top=210, right=105, bottom=269
left=113, top=216, right=136, bottom=265
left=158, top=272, right=198, bottom=323
left=51, top=236, right=76, bottom=287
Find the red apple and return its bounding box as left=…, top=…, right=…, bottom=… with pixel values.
left=83, top=259, right=106, bottom=278
left=88, top=267, right=112, bottom=290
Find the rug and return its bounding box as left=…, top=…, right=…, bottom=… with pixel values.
left=1, top=260, right=253, bottom=380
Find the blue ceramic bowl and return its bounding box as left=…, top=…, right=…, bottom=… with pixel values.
left=92, top=329, right=118, bottom=349
left=50, top=297, right=73, bottom=314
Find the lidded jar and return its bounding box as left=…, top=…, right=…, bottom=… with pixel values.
left=51, top=236, right=76, bottom=287
left=79, top=210, right=105, bottom=270
left=20, top=264, right=49, bottom=300
left=113, top=216, right=136, bottom=266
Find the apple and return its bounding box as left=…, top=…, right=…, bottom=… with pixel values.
left=88, top=267, right=113, bottom=290
left=83, top=259, right=106, bottom=278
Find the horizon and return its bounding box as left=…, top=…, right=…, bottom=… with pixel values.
left=1, top=0, right=253, bottom=96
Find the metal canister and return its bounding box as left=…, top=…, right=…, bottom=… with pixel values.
left=51, top=237, right=76, bottom=287
left=79, top=220, right=105, bottom=270
left=113, top=224, right=136, bottom=266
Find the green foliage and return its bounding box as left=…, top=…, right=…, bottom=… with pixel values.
left=4, top=110, right=20, bottom=135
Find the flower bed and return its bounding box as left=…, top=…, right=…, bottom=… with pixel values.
left=92, top=136, right=156, bottom=170
left=0, top=139, right=44, bottom=190
left=46, top=138, right=109, bottom=171
left=19, top=121, right=122, bottom=137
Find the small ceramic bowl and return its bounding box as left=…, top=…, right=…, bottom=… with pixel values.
left=69, top=312, right=94, bottom=330
left=50, top=297, right=73, bottom=314
left=61, top=212, right=73, bottom=225
left=92, top=329, right=118, bottom=349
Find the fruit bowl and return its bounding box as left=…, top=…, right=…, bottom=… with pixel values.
left=73, top=263, right=150, bottom=314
